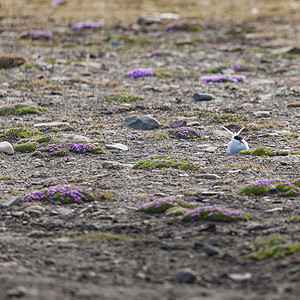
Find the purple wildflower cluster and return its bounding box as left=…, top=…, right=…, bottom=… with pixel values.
left=33, top=143, right=103, bottom=157
left=224, top=65, right=252, bottom=72
left=200, top=74, right=245, bottom=83
left=71, top=22, right=101, bottom=30
left=150, top=49, right=171, bottom=57
left=20, top=30, right=53, bottom=40
left=165, top=23, right=186, bottom=31
left=246, top=179, right=288, bottom=188
left=183, top=206, right=255, bottom=222
left=51, top=0, right=66, bottom=6
left=169, top=126, right=201, bottom=139
left=125, top=68, right=155, bottom=78
left=22, top=184, right=95, bottom=204
left=139, top=197, right=190, bottom=211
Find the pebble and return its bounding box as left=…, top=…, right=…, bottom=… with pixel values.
left=0, top=54, right=25, bottom=68
left=1, top=197, right=21, bottom=207
left=24, top=205, right=46, bottom=213
left=176, top=268, right=197, bottom=283
left=33, top=121, right=70, bottom=128
left=265, top=207, right=283, bottom=213
left=193, top=93, right=214, bottom=101
left=204, top=146, right=218, bottom=153
left=276, top=150, right=290, bottom=156
left=59, top=134, right=92, bottom=143
left=195, top=174, right=220, bottom=180
left=252, top=111, right=271, bottom=117
left=6, top=287, right=25, bottom=297
left=54, top=208, right=73, bottom=216
left=0, top=141, right=14, bottom=155
left=169, top=120, right=187, bottom=128
left=228, top=272, right=252, bottom=281
left=123, top=115, right=160, bottom=130
left=28, top=230, right=46, bottom=238
left=269, top=185, right=277, bottom=193
left=203, top=245, right=219, bottom=256
left=105, top=143, right=128, bottom=151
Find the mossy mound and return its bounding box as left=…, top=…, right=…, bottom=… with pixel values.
left=133, top=155, right=198, bottom=170
left=0, top=124, right=40, bottom=139
left=0, top=103, right=42, bottom=115
left=100, top=95, right=143, bottom=102
left=168, top=127, right=201, bottom=140
left=210, top=113, right=247, bottom=123
left=290, top=151, right=300, bottom=155
left=13, top=136, right=62, bottom=152
left=238, top=178, right=300, bottom=196
left=22, top=184, right=95, bottom=204
left=165, top=206, right=192, bottom=216
left=239, top=148, right=276, bottom=156
left=182, top=206, right=256, bottom=222
left=138, top=197, right=195, bottom=213
left=246, top=242, right=300, bottom=261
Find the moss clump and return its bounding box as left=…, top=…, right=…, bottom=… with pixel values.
left=100, top=95, right=143, bottom=102
left=288, top=216, right=300, bottom=223
left=138, top=197, right=195, bottom=213
left=176, top=39, right=195, bottom=46
left=155, top=69, right=177, bottom=78
left=0, top=103, right=42, bottom=115
left=290, top=151, right=300, bottom=155
left=168, top=127, right=201, bottom=140
left=255, top=236, right=284, bottom=246
left=246, top=242, right=300, bottom=261
left=165, top=206, right=192, bottom=216
left=210, top=113, right=247, bottom=123
left=204, top=66, right=223, bottom=74
left=22, top=184, right=95, bottom=204
left=183, top=206, right=256, bottom=222
left=13, top=135, right=62, bottom=152
left=239, top=148, right=276, bottom=156
left=0, top=124, right=40, bottom=139
left=133, top=155, right=198, bottom=170
left=238, top=179, right=300, bottom=196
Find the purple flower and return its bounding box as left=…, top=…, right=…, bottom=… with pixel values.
left=165, top=23, right=186, bottom=31
left=200, top=74, right=245, bottom=83
left=20, top=30, right=53, bottom=40
left=150, top=49, right=171, bottom=57
left=224, top=65, right=252, bottom=72
left=51, top=0, right=66, bottom=6
left=71, top=22, right=101, bottom=30
left=125, top=68, right=155, bottom=78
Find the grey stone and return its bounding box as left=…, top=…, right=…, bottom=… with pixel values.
left=252, top=111, right=271, bottom=117
left=228, top=273, right=252, bottom=281
left=6, top=287, right=25, bottom=297
left=204, top=146, right=218, bottom=153
left=24, top=205, right=46, bottom=213
left=60, top=134, right=92, bottom=143
left=193, top=93, right=214, bottom=101
left=269, top=185, right=277, bottom=193
left=203, top=245, right=219, bottom=256
left=33, top=121, right=70, bottom=128
left=54, top=207, right=73, bottom=216
left=28, top=230, right=46, bottom=238
left=195, top=174, right=221, bottom=180
left=176, top=268, right=197, bottom=283
left=123, top=115, right=160, bottom=130
left=1, top=197, right=21, bottom=207
left=108, top=39, right=124, bottom=47
left=0, top=141, right=14, bottom=155
left=105, top=143, right=128, bottom=151
left=169, top=120, right=187, bottom=128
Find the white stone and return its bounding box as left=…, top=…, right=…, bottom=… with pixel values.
left=0, top=141, right=14, bottom=155
left=105, top=143, right=128, bottom=151
left=34, top=121, right=70, bottom=128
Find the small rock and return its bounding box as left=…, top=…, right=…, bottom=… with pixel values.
left=269, top=185, right=277, bottom=193
left=1, top=197, right=21, bottom=207
left=176, top=268, right=197, bottom=283
left=123, top=115, right=160, bottom=130
left=203, top=245, right=219, bottom=256
left=0, top=141, right=14, bottom=155
left=0, top=55, right=25, bottom=69
left=24, top=205, right=46, bottom=213
left=28, top=230, right=46, bottom=238
left=108, top=39, right=124, bottom=47
left=54, top=208, right=73, bottom=216
left=204, top=146, right=218, bottom=153
left=193, top=93, right=214, bottom=101
left=60, top=134, right=92, bottom=143
left=276, top=150, right=290, bottom=156
left=252, top=111, right=271, bottom=117
left=246, top=222, right=263, bottom=231
left=228, top=272, right=252, bottom=281
left=195, top=174, right=221, bottom=180
left=33, top=121, right=70, bottom=128
left=137, top=15, right=161, bottom=25
left=105, top=143, right=128, bottom=151
left=265, top=207, right=283, bottom=213
left=6, top=286, right=25, bottom=297
left=11, top=211, right=24, bottom=217
left=287, top=102, right=300, bottom=108
left=169, top=120, right=187, bottom=128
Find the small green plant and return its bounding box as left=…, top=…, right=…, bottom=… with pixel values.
left=0, top=124, right=40, bottom=139
left=100, top=95, right=144, bottom=102
left=62, top=43, right=78, bottom=48
left=176, top=39, right=195, bottom=46
left=133, top=155, right=198, bottom=170
left=155, top=69, right=177, bottom=78
left=22, top=184, right=95, bottom=204
left=20, top=63, right=39, bottom=69
left=288, top=216, right=300, bottom=223
left=246, top=242, right=300, bottom=261
left=168, top=127, right=201, bottom=140
left=254, top=236, right=284, bottom=245
left=210, top=113, right=247, bottom=123
left=204, top=66, right=223, bottom=73
left=239, top=148, right=276, bottom=156
left=0, top=103, right=42, bottom=115
left=138, top=197, right=195, bottom=213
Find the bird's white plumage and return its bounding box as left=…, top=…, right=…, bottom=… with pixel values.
left=222, top=126, right=249, bottom=154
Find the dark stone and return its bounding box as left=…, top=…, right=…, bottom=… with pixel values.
left=193, top=93, right=214, bottom=101
left=169, top=120, right=187, bottom=128
left=0, top=55, right=25, bottom=69
left=269, top=185, right=277, bottom=193
left=176, top=268, right=197, bottom=283
left=123, top=115, right=160, bottom=130
left=203, top=245, right=219, bottom=256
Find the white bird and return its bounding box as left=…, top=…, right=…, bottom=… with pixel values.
left=222, top=126, right=249, bottom=154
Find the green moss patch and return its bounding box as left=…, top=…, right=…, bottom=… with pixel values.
left=0, top=124, right=40, bottom=139
left=13, top=135, right=62, bottom=152
left=238, top=178, right=300, bottom=196
left=254, top=236, right=284, bottom=246
left=239, top=148, right=276, bottom=156
left=210, top=113, right=247, bottom=123
left=182, top=206, right=256, bottom=222
left=22, top=184, right=95, bottom=204
left=288, top=216, right=300, bottom=223
left=100, top=95, right=144, bottom=102
left=165, top=206, right=193, bottom=216
left=133, top=155, right=198, bottom=170
left=0, top=103, right=42, bottom=115
left=138, top=197, right=195, bottom=213
left=246, top=242, right=300, bottom=261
